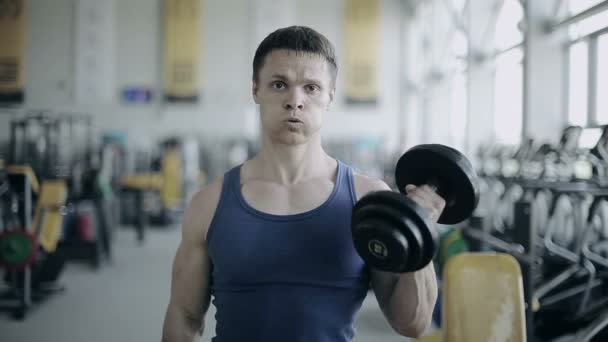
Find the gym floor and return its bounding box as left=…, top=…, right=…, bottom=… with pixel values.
left=0, top=226, right=412, bottom=342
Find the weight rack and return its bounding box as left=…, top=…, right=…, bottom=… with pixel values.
left=0, top=170, right=65, bottom=320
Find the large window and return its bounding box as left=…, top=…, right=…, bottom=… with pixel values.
left=448, top=29, right=468, bottom=150
left=494, top=0, right=525, bottom=50
left=494, top=48, right=524, bottom=144
left=450, top=71, right=468, bottom=150
left=405, top=0, right=528, bottom=149
left=406, top=0, right=470, bottom=149
left=597, top=34, right=608, bottom=123
left=493, top=0, right=525, bottom=144
left=564, top=0, right=608, bottom=126
left=568, top=0, right=608, bottom=38
left=569, top=0, right=606, bottom=13
left=567, top=41, right=589, bottom=125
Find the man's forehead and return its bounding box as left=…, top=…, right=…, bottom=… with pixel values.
left=260, top=50, right=331, bottom=78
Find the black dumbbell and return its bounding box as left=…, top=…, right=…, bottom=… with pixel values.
left=351, top=144, right=480, bottom=273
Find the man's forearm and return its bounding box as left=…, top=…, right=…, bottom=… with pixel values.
left=162, top=305, right=204, bottom=342
left=376, top=263, right=438, bottom=337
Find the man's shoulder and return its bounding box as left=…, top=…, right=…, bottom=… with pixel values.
left=183, top=176, right=225, bottom=242
left=191, top=175, right=225, bottom=207
left=351, top=171, right=391, bottom=201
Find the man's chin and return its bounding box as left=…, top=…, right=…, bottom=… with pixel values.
left=274, top=133, right=308, bottom=146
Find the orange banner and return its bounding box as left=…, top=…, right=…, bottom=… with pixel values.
left=344, top=0, right=381, bottom=105
left=163, top=0, right=202, bottom=103
left=0, top=0, right=26, bottom=104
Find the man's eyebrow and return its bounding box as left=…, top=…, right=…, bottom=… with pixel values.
left=270, top=74, right=323, bottom=84
left=270, top=74, right=288, bottom=80
left=302, top=77, right=322, bottom=84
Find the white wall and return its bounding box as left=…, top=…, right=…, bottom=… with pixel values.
left=65, top=0, right=255, bottom=147
left=1, top=0, right=403, bottom=154
left=25, top=0, right=75, bottom=106
left=319, top=0, right=402, bottom=153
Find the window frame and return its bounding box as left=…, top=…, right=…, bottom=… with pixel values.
left=564, top=27, right=608, bottom=126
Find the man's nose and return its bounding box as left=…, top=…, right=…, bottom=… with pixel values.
left=284, top=89, right=304, bottom=110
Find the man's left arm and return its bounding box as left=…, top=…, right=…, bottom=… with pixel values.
left=357, top=178, right=444, bottom=337
left=370, top=262, right=438, bottom=337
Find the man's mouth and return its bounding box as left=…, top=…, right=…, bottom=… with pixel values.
left=286, top=118, right=303, bottom=123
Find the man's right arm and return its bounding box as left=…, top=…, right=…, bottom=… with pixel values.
left=161, top=177, right=223, bottom=342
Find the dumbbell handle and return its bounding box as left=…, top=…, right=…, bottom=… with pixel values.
left=414, top=178, right=454, bottom=209
left=425, top=179, right=439, bottom=193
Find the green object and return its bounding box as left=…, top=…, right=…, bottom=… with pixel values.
left=0, top=231, right=37, bottom=270
left=98, top=179, right=114, bottom=201
left=438, top=228, right=469, bottom=275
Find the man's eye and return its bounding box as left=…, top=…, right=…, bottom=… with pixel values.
left=272, top=82, right=286, bottom=89
left=305, top=85, right=319, bottom=92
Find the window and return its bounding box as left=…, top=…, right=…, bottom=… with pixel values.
left=450, top=71, right=468, bottom=150
left=452, top=30, right=468, bottom=58
left=564, top=0, right=608, bottom=124
left=490, top=0, right=525, bottom=145
left=569, top=0, right=605, bottom=14
left=568, top=0, right=608, bottom=38
left=494, top=0, right=525, bottom=50
left=494, top=48, right=524, bottom=144
left=597, top=34, right=608, bottom=123
left=451, top=0, right=466, bottom=13
left=568, top=41, right=589, bottom=125
left=446, top=12, right=468, bottom=150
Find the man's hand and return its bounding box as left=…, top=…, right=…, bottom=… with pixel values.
left=404, top=184, right=446, bottom=223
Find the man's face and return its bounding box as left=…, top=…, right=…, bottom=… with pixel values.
left=253, top=49, right=335, bottom=146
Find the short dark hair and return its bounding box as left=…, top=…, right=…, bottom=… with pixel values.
left=252, top=26, right=338, bottom=84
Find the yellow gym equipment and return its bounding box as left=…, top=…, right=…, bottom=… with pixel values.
left=120, top=146, right=183, bottom=242
left=33, top=180, right=68, bottom=253
left=7, top=165, right=39, bottom=195
left=120, top=148, right=182, bottom=211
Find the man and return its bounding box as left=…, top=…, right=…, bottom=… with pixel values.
left=162, top=26, right=443, bottom=342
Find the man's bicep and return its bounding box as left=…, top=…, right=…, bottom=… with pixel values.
left=354, top=173, right=399, bottom=312
left=353, top=173, right=392, bottom=201
left=168, top=186, right=219, bottom=321
left=169, top=236, right=212, bottom=319
left=370, top=269, right=399, bottom=314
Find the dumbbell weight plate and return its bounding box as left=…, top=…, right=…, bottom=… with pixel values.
left=352, top=191, right=438, bottom=272
left=353, top=201, right=423, bottom=270
left=352, top=218, right=410, bottom=272
left=0, top=230, right=39, bottom=271
left=388, top=192, right=439, bottom=271
left=395, top=144, right=480, bottom=224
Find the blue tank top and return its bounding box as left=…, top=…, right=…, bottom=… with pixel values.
left=207, top=160, right=371, bottom=342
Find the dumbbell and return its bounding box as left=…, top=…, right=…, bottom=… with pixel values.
left=351, top=144, right=480, bottom=273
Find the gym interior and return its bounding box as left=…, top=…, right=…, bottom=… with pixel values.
left=1, top=0, right=608, bottom=341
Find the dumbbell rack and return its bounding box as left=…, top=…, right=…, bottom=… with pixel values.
left=467, top=186, right=608, bottom=341
left=512, top=200, right=539, bottom=341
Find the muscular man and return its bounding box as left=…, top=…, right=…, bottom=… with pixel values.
left=162, top=26, right=444, bottom=342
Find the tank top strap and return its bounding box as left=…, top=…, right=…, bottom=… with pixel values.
left=337, top=160, right=358, bottom=206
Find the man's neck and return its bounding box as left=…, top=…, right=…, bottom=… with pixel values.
left=249, top=135, right=334, bottom=185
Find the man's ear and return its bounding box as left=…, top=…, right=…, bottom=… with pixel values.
left=327, top=87, right=335, bottom=110
left=252, top=81, right=259, bottom=104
